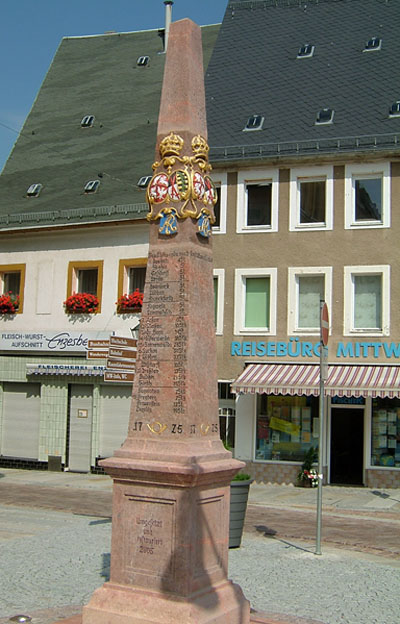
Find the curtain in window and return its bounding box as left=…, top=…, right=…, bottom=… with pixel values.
left=298, top=275, right=324, bottom=328
left=354, top=274, right=382, bottom=329
left=213, top=277, right=218, bottom=327
left=3, top=272, right=20, bottom=295
left=129, top=267, right=146, bottom=293
left=245, top=277, right=270, bottom=328
left=78, top=269, right=98, bottom=295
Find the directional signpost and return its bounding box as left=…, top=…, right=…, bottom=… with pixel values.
left=86, top=336, right=137, bottom=383
left=316, top=301, right=329, bottom=555
left=87, top=339, right=109, bottom=360
left=105, top=335, right=137, bottom=384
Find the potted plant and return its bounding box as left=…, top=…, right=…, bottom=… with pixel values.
left=223, top=441, right=253, bottom=548
left=0, top=292, right=19, bottom=314
left=116, top=288, right=144, bottom=313
left=229, top=470, right=253, bottom=548
left=64, top=292, right=99, bottom=314
left=297, top=446, right=319, bottom=488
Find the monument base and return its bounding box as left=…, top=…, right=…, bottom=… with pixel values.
left=82, top=579, right=250, bottom=624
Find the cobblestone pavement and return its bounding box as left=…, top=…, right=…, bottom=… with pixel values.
left=0, top=469, right=399, bottom=624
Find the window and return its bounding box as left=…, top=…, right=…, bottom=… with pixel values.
left=315, top=108, right=334, bottom=125
left=26, top=183, right=42, bottom=197
left=297, top=44, right=314, bottom=58
left=137, top=176, right=152, bottom=188
left=81, top=115, right=95, bottom=127
left=344, top=266, right=390, bottom=336
left=137, top=56, right=150, bottom=66
left=389, top=101, right=400, bottom=118
left=364, top=37, right=381, bottom=52
left=290, top=166, right=333, bottom=231
left=117, top=258, right=147, bottom=308
left=255, top=394, right=319, bottom=462
left=344, top=163, right=390, bottom=229
left=288, top=267, right=332, bottom=335
left=84, top=180, right=100, bottom=194
left=234, top=268, right=277, bottom=335
left=237, top=169, right=279, bottom=233
left=66, top=261, right=103, bottom=313
left=0, top=264, right=26, bottom=313
left=211, top=173, right=227, bottom=234
left=370, top=397, right=400, bottom=468
left=243, top=115, right=264, bottom=132
left=213, top=269, right=225, bottom=335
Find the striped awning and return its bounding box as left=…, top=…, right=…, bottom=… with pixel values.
left=232, top=363, right=400, bottom=398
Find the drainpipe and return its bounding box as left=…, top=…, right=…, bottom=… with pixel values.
left=164, top=1, right=173, bottom=52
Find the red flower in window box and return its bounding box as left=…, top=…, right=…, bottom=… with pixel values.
left=0, top=292, right=19, bottom=314
left=116, top=289, right=144, bottom=313
left=64, top=292, right=99, bottom=314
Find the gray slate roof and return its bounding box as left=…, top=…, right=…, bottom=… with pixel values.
left=0, top=25, right=219, bottom=229
left=206, top=0, right=400, bottom=164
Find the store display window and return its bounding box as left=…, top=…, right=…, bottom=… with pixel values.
left=371, top=398, right=400, bottom=468
left=255, top=394, right=319, bottom=462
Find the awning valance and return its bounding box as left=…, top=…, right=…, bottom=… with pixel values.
left=26, top=364, right=105, bottom=376
left=232, top=363, right=400, bottom=398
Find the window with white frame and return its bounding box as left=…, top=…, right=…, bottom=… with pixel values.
left=290, top=165, right=333, bottom=231
left=211, top=173, right=227, bottom=234
left=344, top=162, right=390, bottom=229
left=213, top=269, right=225, bottom=335
left=237, top=169, right=278, bottom=233
left=344, top=266, right=390, bottom=336
left=288, top=267, right=332, bottom=335
left=234, top=268, right=277, bottom=335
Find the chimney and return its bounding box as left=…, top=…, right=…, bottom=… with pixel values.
left=164, top=1, right=173, bottom=52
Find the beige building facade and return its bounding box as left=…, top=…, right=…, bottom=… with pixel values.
left=212, top=158, right=400, bottom=488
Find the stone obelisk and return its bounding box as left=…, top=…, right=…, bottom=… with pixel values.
left=82, top=18, right=251, bottom=624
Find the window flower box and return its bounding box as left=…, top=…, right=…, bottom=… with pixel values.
left=116, top=289, right=143, bottom=313
left=64, top=292, right=99, bottom=314
left=0, top=292, right=19, bottom=314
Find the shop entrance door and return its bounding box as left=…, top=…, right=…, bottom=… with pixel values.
left=330, top=408, right=364, bottom=485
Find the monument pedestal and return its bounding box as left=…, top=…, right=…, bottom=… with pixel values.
left=83, top=455, right=250, bottom=624
left=83, top=579, right=249, bottom=624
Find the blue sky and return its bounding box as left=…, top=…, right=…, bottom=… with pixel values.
left=0, top=0, right=227, bottom=172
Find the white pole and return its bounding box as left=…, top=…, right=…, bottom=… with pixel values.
left=164, top=1, right=173, bottom=52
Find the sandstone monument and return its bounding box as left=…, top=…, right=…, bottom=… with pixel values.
left=82, top=17, right=266, bottom=624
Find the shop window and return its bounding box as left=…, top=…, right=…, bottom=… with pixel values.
left=289, top=166, right=333, bottom=231
left=370, top=397, right=400, bottom=468
left=213, top=269, right=225, bottom=335
left=344, top=265, right=390, bottom=336
left=67, top=261, right=103, bottom=312
left=0, top=264, right=26, bottom=313
left=234, top=268, right=277, bottom=335
left=288, top=267, right=332, bottom=335
left=211, top=173, right=227, bottom=234
left=344, top=162, right=390, bottom=229
left=218, top=382, right=236, bottom=449
left=237, top=169, right=279, bottom=233
left=255, top=394, right=319, bottom=462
